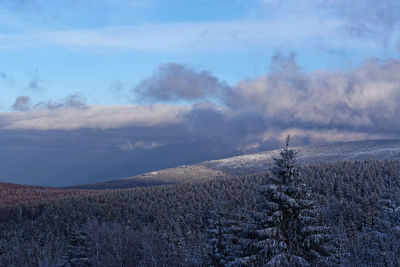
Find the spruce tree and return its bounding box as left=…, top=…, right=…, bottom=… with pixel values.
left=206, top=209, right=253, bottom=267
left=207, top=210, right=232, bottom=267
left=230, top=135, right=341, bottom=266
left=355, top=175, right=400, bottom=266
left=61, top=224, right=90, bottom=267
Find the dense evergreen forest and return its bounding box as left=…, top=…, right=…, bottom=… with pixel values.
left=0, top=182, right=100, bottom=207
left=1, top=146, right=400, bottom=266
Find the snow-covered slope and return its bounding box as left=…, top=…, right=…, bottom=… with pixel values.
left=73, top=139, right=400, bottom=189
left=200, top=139, right=400, bottom=175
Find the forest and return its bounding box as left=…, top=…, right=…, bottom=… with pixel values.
left=0, top=144, right=399, bottom=266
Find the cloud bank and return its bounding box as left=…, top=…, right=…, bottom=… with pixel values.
left=2, top=104, right=188, bottom=130
left=3, top=53, right=400, bottom=152
left=228, top=53, right=400, bottom=139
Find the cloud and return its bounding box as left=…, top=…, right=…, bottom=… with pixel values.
left=118, top=140, right=163, bottom=151
left=226, top=52, right=400, bottom=140
left=0, top=18, right=341, bottom=52
left=1, top=104, right=189, bottom=130
left=27, top=69, right=45, bottom=91
left=322, top=0, right=400, bottom=46
left=36, top=93, right=88, bottom=110
left=255, top=0, right=400, bottom=50
left=12, top=96, right=32, bottom=111
left=183, top=103, right=267, bottom=152
left=11, top=93, right=87, bottom=112
left=133, top=63, right=230, bottom=102
left=3, top=53, right=400, bottom=155
left=262, top=128, right=387, bottom=146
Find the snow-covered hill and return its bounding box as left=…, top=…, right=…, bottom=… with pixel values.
left=201, top=139, right=400, bottom=174
left=73, top=139, right=400, bottom=189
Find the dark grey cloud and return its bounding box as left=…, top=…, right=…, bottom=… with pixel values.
left=133, top=63, right=230, bottom=102
left=270, top=51, right=299, bottom=73
left=35, top=93, right=87, bottom=110
left=11, top=93, right=87, bottom=113
left=12, top=96, right=32, bottom=111
left=62, top=93, right=87, bottom=109
left=183, top=103, right=268, bottom=151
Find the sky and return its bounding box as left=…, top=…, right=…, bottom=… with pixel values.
left=1, top=0, right=400, bottom=186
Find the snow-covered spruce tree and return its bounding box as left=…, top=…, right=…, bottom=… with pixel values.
left=230, top=135, right=341, bottom=266
left=207, top=210, right=232, bottom=267
left=206, top=209, right=253, bottom=267
left=358, top=198, right=400, bottom=266
left=61, top=224, right=90, bottom=267
left=354, top=175, right=400, bottom=266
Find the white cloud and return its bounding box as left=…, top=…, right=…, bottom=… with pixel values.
left=118, top=140, right=163, bottom=150
left=230, top=55, right=400, bottom=133
left=262, top=128, right=387, bottom=144
left=0, top=104, right=189, bottom=130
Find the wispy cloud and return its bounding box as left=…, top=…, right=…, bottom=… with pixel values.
left=26, top=69, right=45, bottom=91
left=12, top=94, right=87, bottom=112
left=118, top=140, right=163, bottom=151
left=0, top=19, right=346, bottom=53
left=324, top=0, right=400, bottom=45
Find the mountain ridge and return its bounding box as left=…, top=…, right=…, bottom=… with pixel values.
left=69, top=139, right=400, bottom=189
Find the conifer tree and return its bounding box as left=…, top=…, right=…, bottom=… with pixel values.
left=365, top=198, right=400, bottom=266
left=230, top=135, right=341, bottom=266
left=61, top=224, right=90, bottom=267
left=207, top=210, right=231, bottom=267
left=206, top=209, right=253, bottom=267
left=355, top=175, right=400, bottom=266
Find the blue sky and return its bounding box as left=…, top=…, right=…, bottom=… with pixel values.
left=1, top=0, right=399, bottom=109
left=2, top=0, right=400, bottom=185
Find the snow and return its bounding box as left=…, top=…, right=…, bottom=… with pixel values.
left=114, top=139, right=400, bottom=186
